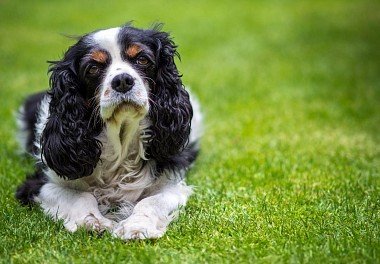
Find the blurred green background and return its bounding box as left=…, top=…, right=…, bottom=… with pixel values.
left=0, top=0, right=379, bottom=263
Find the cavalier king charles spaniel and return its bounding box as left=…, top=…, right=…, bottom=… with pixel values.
left=15, top=23, right=202, bottom=240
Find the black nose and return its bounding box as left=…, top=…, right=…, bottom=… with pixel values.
left=111, top=73, right=135, bottom=93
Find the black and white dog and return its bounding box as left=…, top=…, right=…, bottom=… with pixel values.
left=15, top=23, right=202, bottom=240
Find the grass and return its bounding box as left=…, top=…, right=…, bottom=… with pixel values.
left=0, top=0, right=379, bottom=263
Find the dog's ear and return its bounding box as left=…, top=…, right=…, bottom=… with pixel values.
left=147, top=29, right=193, bottom=169
left=41, top=42, right=102, bottom=180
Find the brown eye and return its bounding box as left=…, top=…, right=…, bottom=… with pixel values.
left=136, top=57, right=149, bottom=66
left=88, top=65, right=100, bottom=75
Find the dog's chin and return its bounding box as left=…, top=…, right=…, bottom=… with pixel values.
left=100, top=98, right=149, bottom=122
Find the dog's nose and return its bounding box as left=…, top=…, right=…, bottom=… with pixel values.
left=111, top=73, right=135, bottom=93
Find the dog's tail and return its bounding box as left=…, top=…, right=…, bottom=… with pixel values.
left=16, top=168, right=46, bottom=205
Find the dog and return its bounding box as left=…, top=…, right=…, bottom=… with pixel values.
left=15, top=23, right=202, bottom=240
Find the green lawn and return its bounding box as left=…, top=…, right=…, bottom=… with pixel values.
left=1, top=0, right=379, bottom=263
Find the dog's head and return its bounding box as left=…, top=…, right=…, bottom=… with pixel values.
left=42, top=24, right=192, bottom=179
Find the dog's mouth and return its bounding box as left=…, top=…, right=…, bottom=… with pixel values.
left=100, top=96, right=149, bottom=121
left=113, top=100, right=147, bottom=115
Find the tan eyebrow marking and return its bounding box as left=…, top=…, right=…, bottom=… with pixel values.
left=126, top=44, right=142, bottom=58
left=90, top=50, right=108, bottom=63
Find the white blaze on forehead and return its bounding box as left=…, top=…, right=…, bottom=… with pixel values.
left=92, top=27, right=121, bottom=60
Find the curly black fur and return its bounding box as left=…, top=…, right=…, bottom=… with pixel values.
left=146, top=30, right=193, bottom=171
left=41, top=39, right=103, bottom=179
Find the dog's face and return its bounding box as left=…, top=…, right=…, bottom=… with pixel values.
left=42, top=24, right=193, bottom=179
left=78, top=27, right=159, bottom=120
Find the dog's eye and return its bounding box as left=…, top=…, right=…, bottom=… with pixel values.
left=136, top=56, right=149, bottom=66
left=88, top=65, right=100, bottom=75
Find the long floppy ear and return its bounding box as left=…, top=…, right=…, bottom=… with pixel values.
left=41, top=45, right=102, bottom=180
left=147, top=30, right=193, bottom=169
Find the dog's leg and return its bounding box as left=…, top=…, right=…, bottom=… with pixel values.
left=113, top=180, right=192, bottom=240
left=35, top=182, right=114, bottom=232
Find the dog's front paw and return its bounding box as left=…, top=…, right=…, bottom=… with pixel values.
left=64, top=213, right=115, bottom=233
left=113, top=215, right=165, bottom=240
